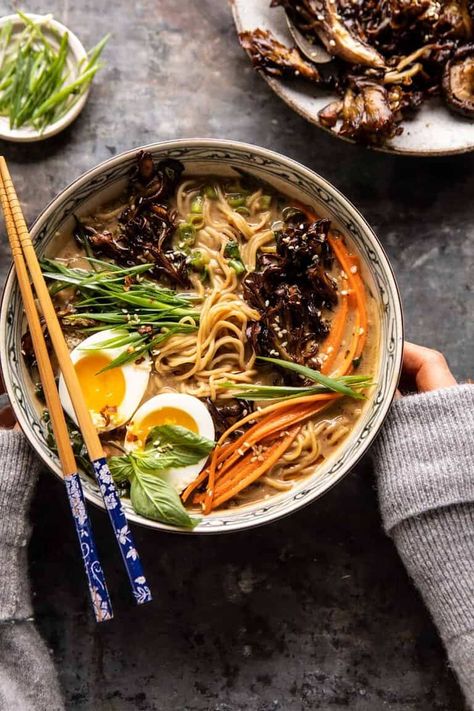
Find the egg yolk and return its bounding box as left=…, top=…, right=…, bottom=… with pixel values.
left=133, top=407, right=198, bottom=447
left=75, top=353, right=125, bottom=414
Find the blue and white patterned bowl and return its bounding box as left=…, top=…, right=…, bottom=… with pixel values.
left=0, top=139, right=403, bottom=533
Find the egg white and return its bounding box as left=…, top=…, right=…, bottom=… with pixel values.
left=59, top=328, right=151, bottom=432
left=125, top=393, right=215, bottom=494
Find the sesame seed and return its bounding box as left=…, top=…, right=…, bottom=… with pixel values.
left=350, top=265, right=358, bottom=274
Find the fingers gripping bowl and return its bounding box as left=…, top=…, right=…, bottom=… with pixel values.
left=0, top=140, right=403, bottom=533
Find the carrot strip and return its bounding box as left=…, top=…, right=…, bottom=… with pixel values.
left=181, top=441, right=233, bottom=503
left=208, top=395, right=338, bottom=483
left=289, top=204, right=368, bottom=378
left=199, top=396, right=339, bottom=511
left=328, top=235, right=368, bottom=376
left=320, top=293, right=349, bottom=375
left=210, top=427, right=299, bottom=510
left=216, top=392, right=339, bottom=446
left=211, top=401, right=326, bottom=481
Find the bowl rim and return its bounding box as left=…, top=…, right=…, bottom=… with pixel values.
left=0, top=12, right=90, bottom=143
left=0, top=138, right=404, bottom=533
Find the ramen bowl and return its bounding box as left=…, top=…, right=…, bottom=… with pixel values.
left=0, top=139, right=403, bottom=533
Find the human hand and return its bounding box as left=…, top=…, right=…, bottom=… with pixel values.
left=398, top=341, right=457, bottom=396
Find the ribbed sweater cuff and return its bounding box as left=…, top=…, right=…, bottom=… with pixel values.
left=372, top=384, right=474, bottom=532
left=392, top=504, right=474, bottom=642
left=0, top=430, right=41, bottom=621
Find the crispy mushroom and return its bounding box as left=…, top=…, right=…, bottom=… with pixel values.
left=338, top=80, right=401, bottom=142
left=239, top=28, right=321, bottom=81
left=272, top=0, right=385, bottom=68
left=442, top=44, right=474, bottom=116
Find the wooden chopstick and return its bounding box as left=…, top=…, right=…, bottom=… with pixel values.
left=0, top=157, right=152, bottom=606
left=0, top=177, right=113, bottom=623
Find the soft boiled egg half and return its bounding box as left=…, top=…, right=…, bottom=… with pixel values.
left=59, top=329, right=151, bottom=432
left=125, top=393, right=215, bottom=494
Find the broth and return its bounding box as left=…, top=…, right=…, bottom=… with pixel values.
left=34, top=156, right=379, bottom=520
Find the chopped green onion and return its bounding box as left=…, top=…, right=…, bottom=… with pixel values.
left=235, top=206, right=250, bottom=216
left=188, top=249, right=209, bottom=272
left=175, top=223, right=196, bottom=251
left=258, top=195, right=272, bottom=210
left=188, top=214, right=204, bottom=228
left=203, top=185, right=217, bottom=199
left=227, top=259, right=245, bottom=276
left=199, top=266, right=210, bottom=284
left=190, top=194, right=204, bottom=214
left=40, top=257, right=201, bottom=369
left=224, top=240, right=242, bottom=260
left=227, top=193, right=246, bottom=209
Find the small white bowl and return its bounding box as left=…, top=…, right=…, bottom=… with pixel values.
left=0, top=13, right=90, bottom=143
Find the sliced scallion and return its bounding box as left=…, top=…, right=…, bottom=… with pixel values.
left=257, top=356, right=371, bottom=399
left=0, top=14, right=108, bottom=133
left=190, top=194, right=204, bottom=214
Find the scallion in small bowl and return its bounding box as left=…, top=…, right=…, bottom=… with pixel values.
left=0, top=12, right=108, bottom=142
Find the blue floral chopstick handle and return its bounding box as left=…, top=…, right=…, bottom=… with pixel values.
left=93, top=458, right=152, bottom=605
left=64, top=473, right=113, bottom=622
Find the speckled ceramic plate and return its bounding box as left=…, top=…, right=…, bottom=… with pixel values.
left=232, top=1, right=474, bottom=156
left=0, top=139, right=403, bottom=533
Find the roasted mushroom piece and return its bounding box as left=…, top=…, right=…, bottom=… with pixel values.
left=242, top=214, right=336, bottom=367
left=239, top=28, right=321, bottom=81
left=443, top=44, right=474, bottom=116
left=320, top=80, right=402, bottom=143
left=74, top=154, right=191, bottom=288
left=272, top=0, right=386, bottom=68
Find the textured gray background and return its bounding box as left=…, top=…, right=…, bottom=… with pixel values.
left=0, top=1, right=473, bottom=709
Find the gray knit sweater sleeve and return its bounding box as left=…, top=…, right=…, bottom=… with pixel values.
left=0, top=430, right=64, bottom=711
left=372, top=384, right=474, bottom=708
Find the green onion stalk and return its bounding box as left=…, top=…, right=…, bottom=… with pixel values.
left=221, top=356, right=374, bottom=401
left=41, top=257, right=200, bottom=370
left=0, top=12, right=108, bottom=132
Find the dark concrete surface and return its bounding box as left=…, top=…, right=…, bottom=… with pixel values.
left=0, top=1, right=472, bottom=709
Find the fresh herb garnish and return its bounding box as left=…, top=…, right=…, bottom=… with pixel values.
left=129, top=472, right=197, bottom=529
left=108, top=425, right=215, bottom=528
left=222, top=358, right=373, bottom=401
left=41, top=257, right=200, bottom=369
left=257, top=356, right=372, bottom=399
left=0, top=13, right=108, bottom=132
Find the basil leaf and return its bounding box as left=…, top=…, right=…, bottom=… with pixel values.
left=131, top=470, right=199, bottom=528
left=137, top=425, right=214, bottom=471
left=108, top=455, right=134, bottom=484
left=145, top=424, right=214, bottom=453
